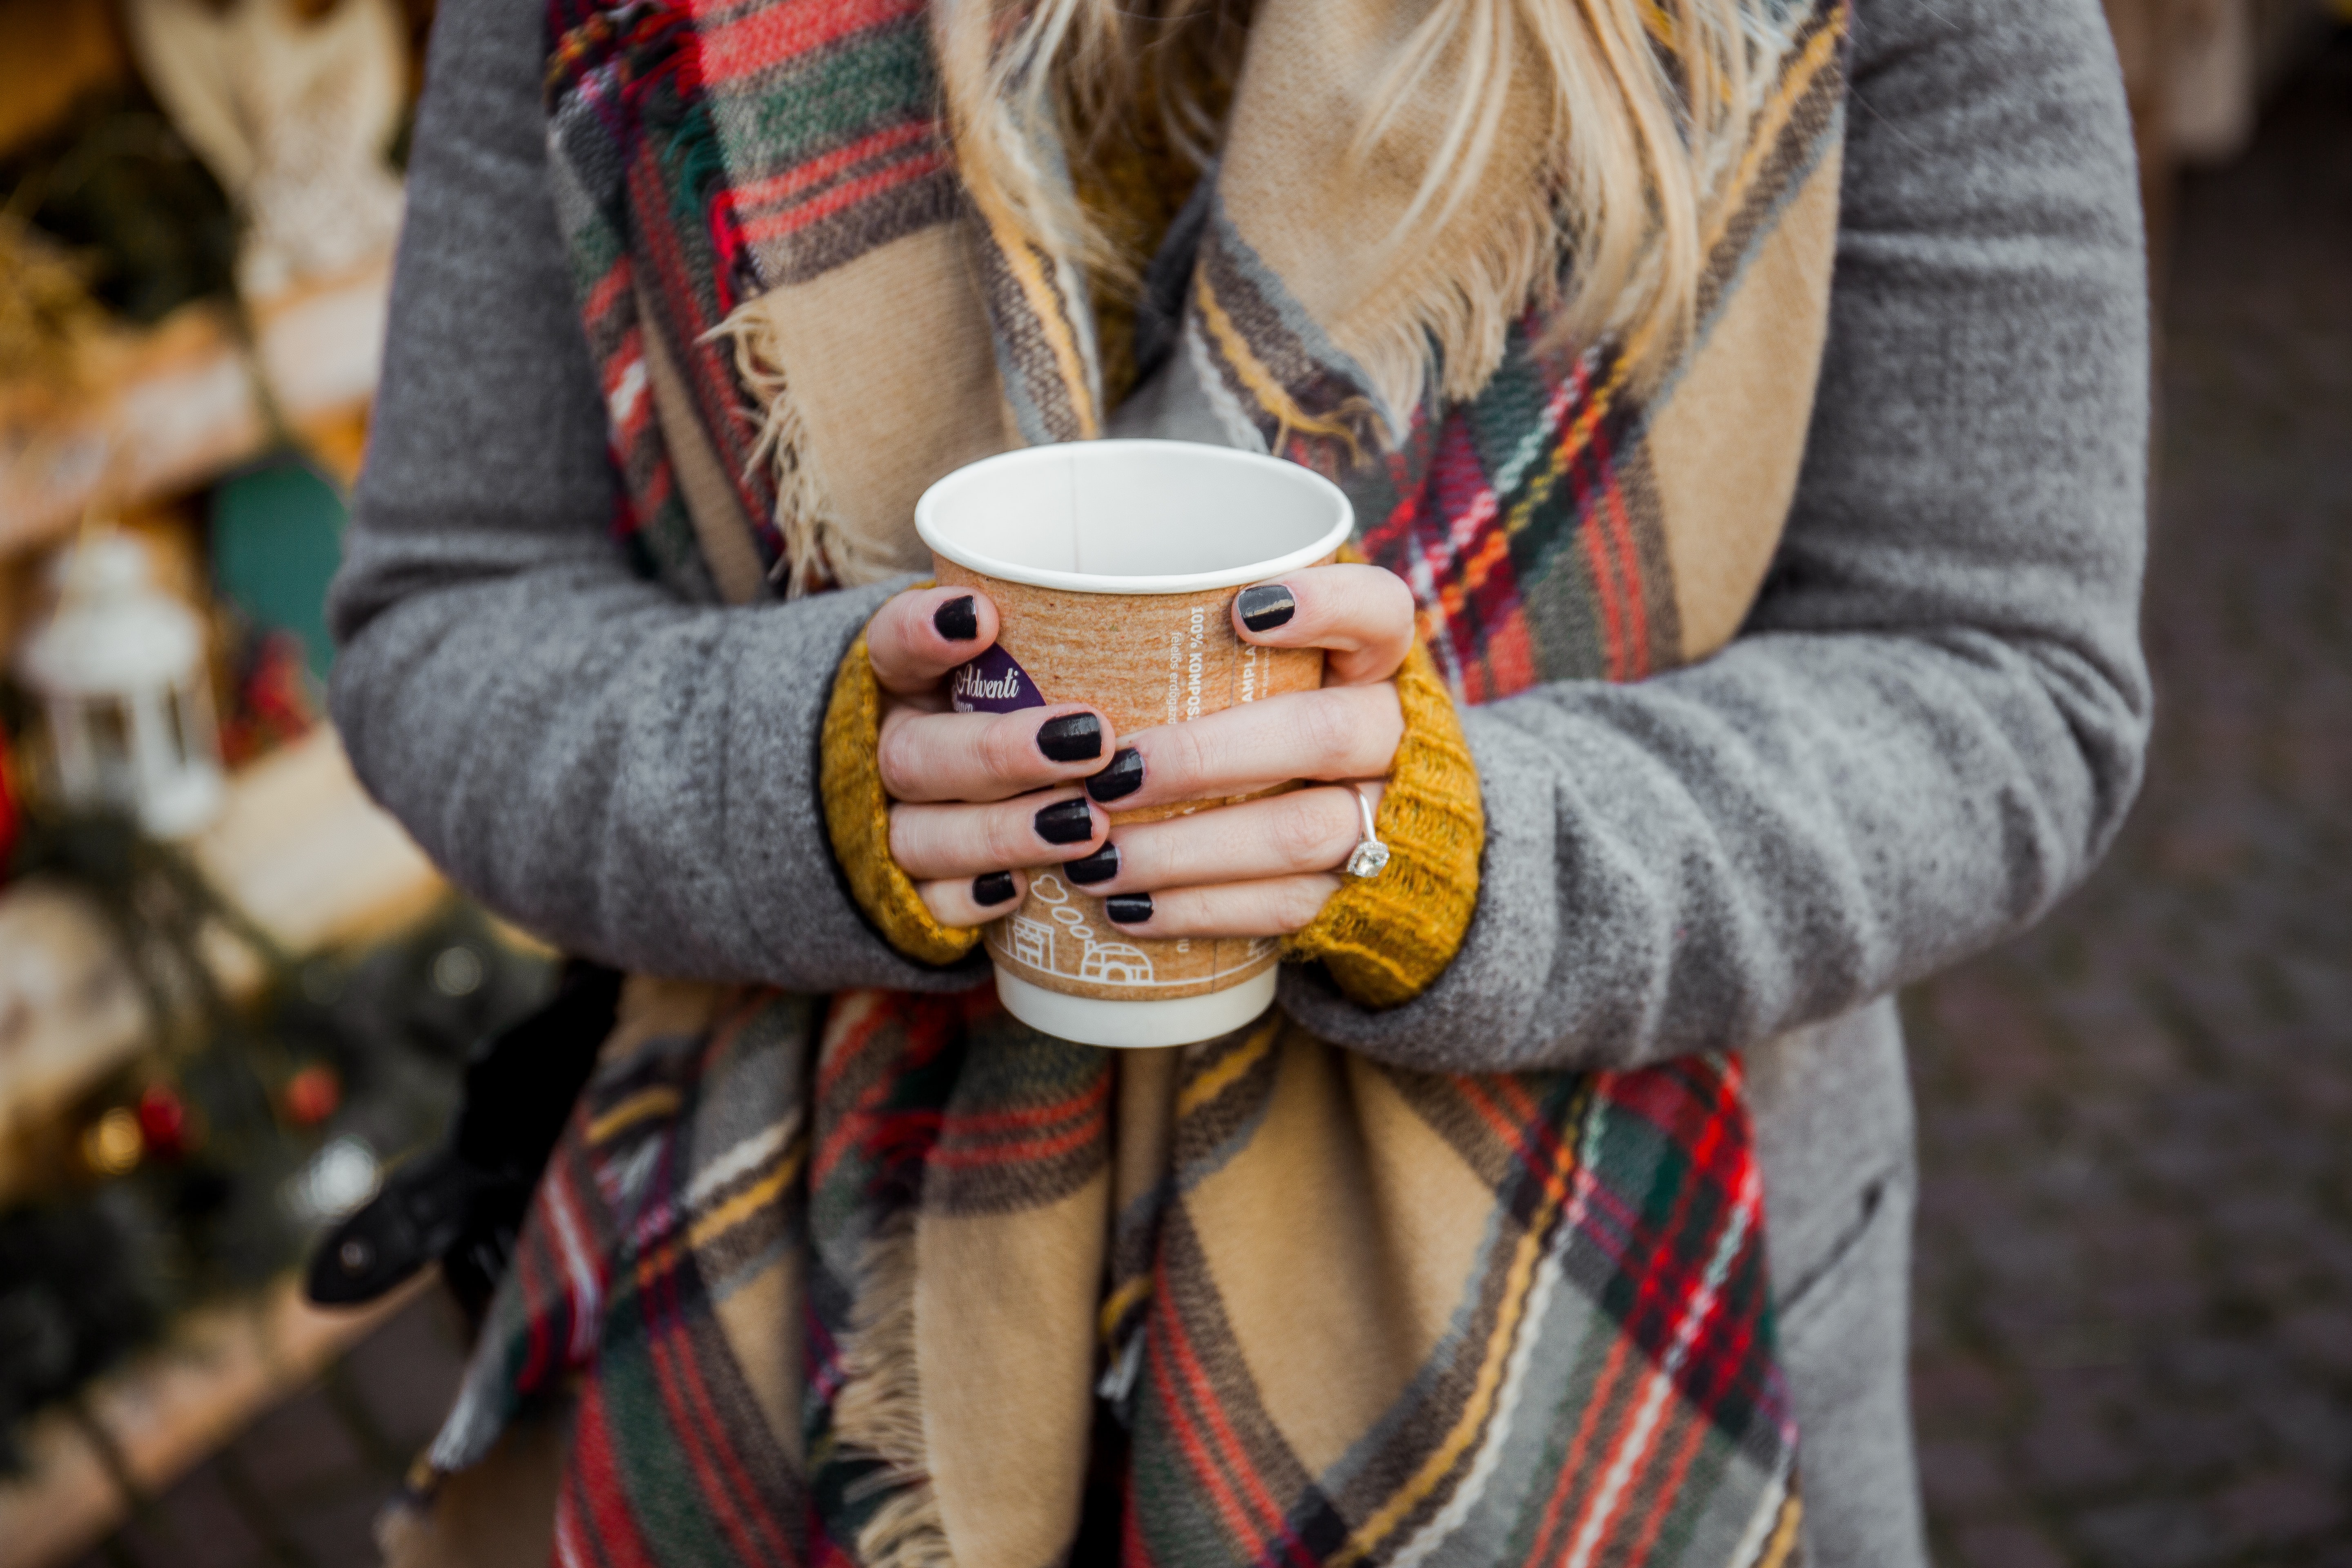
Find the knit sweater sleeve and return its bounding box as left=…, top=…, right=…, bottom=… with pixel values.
left=326, top=0, right=980, bottom=993
left=1280, top=639, right=1483, bottom=1005
left=1276, top=0, right=2152, bottom=1071
left=817, top=624, right=988, bottom=968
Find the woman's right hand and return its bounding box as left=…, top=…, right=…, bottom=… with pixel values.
left=863, top=585, right=1118, bottom=927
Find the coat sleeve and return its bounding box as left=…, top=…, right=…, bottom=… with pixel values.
left=1278, top=0, right=2152, bottom=1070
left=327, top=0, right=979, bottom=992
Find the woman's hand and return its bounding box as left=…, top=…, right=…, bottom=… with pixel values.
left=863, top=564, right=1417, bottom=937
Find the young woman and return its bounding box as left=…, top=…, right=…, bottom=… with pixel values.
left=332, top=0, right=2149, bottom=1563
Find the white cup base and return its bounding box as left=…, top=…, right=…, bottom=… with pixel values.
left=992, top=965, right=1279, bottom=1049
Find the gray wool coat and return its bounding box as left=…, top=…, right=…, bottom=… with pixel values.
left=328, top=0, right=2152, bottom=1560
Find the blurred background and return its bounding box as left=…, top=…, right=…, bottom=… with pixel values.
left=0, top=1, right=2343, bottom=1565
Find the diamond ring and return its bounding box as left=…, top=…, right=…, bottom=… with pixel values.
left=1344, top=783, right=1391, bottom=879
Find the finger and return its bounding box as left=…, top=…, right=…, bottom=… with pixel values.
left=889, top=790, right=1107, bottom=880
left=1087, top=875, right=1342, bottom=940
left=880, top=703, right=1117, bottom=804
left=1231, top=563, right=1417, bottom=686
left=1055, top=786, right=1366, bottom=895
left=916, top=869, right=1028, bottom=928
left=866, top=585, right=1002, bottom=695
left=1086, top=685, right=1403, bottom=811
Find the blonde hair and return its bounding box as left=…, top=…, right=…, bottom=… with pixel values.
left=933, top=0, right=1777, bottom=400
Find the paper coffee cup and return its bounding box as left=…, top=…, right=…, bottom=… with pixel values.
left=914, top=440, right=1354, bottom=1049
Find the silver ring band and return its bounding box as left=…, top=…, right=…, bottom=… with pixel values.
left=1344, top=784, right=1391, bottom=879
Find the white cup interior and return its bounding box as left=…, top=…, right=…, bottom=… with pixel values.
left=916, top=440, right=1353, bottom=593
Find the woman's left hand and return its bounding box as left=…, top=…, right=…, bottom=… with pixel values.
left=1039, top=563, right=1415, bottom=939
left=865, top=563, right=1418, bottom=938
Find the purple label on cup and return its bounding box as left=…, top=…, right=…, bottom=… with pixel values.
left=950, top=645, right=1046, bottom=713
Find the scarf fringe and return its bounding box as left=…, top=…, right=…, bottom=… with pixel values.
left=1347, top=186, right=1572, bottom=422
left=857, top=1491, right=957, bottom=1568
left=832, top=1217, right=955, bottom=1568
left=708, top=298, right=909, bottom=598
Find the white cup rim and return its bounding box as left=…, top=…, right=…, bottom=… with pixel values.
left=914, top=439, right=1354, bottom=595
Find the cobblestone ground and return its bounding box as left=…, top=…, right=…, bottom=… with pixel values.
left=69, top=1291, right=470, bottom=1568
left=1904, top=31, right=2352, bottom=1568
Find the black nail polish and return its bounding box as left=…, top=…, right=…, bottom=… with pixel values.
left=1105, top=893, right=1153, bottom=925
left=1064, top=844, right=1119, bottom=885
left=933, top=595, right=979, bottom=641
left=1034, top=797, right=1096, bottom=845
left=1037, top=713, right=1104, bottom=763
left=972, top=870, right=1017, bottom=907
left=1237, top=584, right=1296, bottom=633
left=1085, top=748, right=1144, bottom=803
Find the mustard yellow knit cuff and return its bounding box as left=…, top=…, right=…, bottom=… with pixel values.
left=820, top=625, right=987, bottom=967
left=1283, top=640, right=1484, bottom=1009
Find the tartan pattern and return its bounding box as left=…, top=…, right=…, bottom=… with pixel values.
left=461, top=2, right=1860, bottom=1562
left=1187, top=3, right=1852, bottom=697
left=543, top=0, right=959, bottom=594
left=977, top=215, right=1107, bottom=447
left=1117, top=1031, right=1799, bottom=1568
left=433, top=986, right=1802, bottom=1566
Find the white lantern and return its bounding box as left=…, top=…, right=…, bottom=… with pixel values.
left=14, top=533, right=225, bottom=839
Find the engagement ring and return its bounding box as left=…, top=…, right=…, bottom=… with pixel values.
left=1345, top=784, right=1391, bottom=879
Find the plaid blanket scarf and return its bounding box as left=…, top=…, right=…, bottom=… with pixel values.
left=417, top=2, right=1855, bottom=1564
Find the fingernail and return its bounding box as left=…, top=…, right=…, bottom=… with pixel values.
left=972, top=870, right=1017, bottom=907
left=1063, top=844, right=1118, bottom=885
left=1105, top=893, right=1153, bottom=925
left=933, top=595, right=979, bottom=641
left=1085, top=747, right=1143, bottom=802
left=1237, top=584, right=1296, bottom=632
left=1037, top=713, right=1104, bottom=763
left=1033, top=797, right=1096, bottom=845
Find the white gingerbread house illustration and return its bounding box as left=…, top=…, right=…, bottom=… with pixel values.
left=1007, top=915, right=1054, bottom=970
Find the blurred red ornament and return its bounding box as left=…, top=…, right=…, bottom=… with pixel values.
left=218, top=629, right=320, bottom=768
left=283, top=1063, right=341, bottom=1126
left=137, top=1082, right=190, bottom=1159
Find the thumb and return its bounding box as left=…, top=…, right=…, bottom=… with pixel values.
left=867, top=585, right=1002, bottom=695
